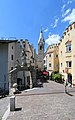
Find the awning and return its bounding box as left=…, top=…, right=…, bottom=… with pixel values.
left=42, top=71, right=49, bottom=75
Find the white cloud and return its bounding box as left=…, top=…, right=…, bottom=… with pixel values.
left=67, top=0, right=72, bottom=4
left=61, top=3, right=71, bottom=17
left=51, top=18, right=59, bottom=28
left=62, top=8, right=75, bottom=24
left=62, top=8, right=71, bottom=17
left=50, top=23, right=53, bottom=27
left=61, top=4, right=65, bottom=17
left=53, top=18, right=59, bottom=28
left=49, top=32, right=51, bottom=35
left=62, top=4, right=66, bottom=9
left=61, top=4, right=66, bottom=13
left=62, top=0, right=73, bottom=4
left=45, top=34, right=60, bottom=45
left=44, top=28, right=48, bottom=32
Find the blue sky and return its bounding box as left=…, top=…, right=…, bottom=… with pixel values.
left=0, top=0, right=75, bottom=52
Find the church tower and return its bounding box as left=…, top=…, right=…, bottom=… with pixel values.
left=38, top=27, right=45, bottom=70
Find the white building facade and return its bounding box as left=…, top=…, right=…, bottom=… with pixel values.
left=0, top=39, right=36, bottom=93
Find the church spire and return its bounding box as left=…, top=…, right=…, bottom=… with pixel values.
left=40, top=25, right=43, bottom=33
left=38, top=26, right=45, bottom=44
left=38, top=26, right=45, bottom=70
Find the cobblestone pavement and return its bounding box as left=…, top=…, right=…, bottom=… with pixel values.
left=7, top=80, right=75, bottom=120
left=0, top=96, right=10, bottom=120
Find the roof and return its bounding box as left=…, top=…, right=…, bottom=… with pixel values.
left=0, top=40, right=17, bottom=43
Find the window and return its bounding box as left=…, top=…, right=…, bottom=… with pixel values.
left=61, top=63, right=62, bottom=67
left=49, top=54, right=51, bottom=57
left=40, top=45, right=42, bottom=50
left=49, top=63, right=51, bottom=67
left=61, top=51, right=62, bottom=55
left=56, top=55, right=58, bottom=58
left=66, top=43, right=71, bottom=52
left=12, top=46, right=13, bottom=49
left=44, top=60, right=45, bottom=64
left=24, top=44, right=25, bottom=48
left=11, top=55, right=13, bottom=60
left=11, top=67, right=13, bottom=70
left=68, top=33, right=70, bottom=36
left=66, top=61, right=72, bottom=67
left=74, top=23, right=75, bottom=28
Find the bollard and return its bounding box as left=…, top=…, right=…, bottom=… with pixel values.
left=10, top=95, right=15, bottom=111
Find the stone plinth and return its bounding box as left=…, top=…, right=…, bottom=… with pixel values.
left=10, top=96, right=15, bottom=111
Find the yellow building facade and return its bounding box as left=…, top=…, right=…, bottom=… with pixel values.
left=59, top=22, right=75, bottom=86
left=44, top=44, right=59, bottom=74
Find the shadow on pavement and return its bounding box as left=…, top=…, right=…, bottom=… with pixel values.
left=42, top=79, right=49, bottom=83
left=66, top=92, right=73, bottom=96
left=15, top=107, right=22, bottom=111
left=0, top=95, right=8, bottom=99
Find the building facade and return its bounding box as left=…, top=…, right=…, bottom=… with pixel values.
left=0, top=40, right=17, bottom=92
left=0, top=39, right=36, bottom=93
left=59, top=22, right=75, bottom=86
left=44, top=44, right=59, bottom=74
left=10, top=39, right=37, bottom=90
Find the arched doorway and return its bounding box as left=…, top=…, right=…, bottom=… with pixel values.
left=67, top=73, right=72, bottom=85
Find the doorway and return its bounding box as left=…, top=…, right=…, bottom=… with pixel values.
left=17, top=78, right=22, bottom=90
left=67, top=73, right=72, bottom=85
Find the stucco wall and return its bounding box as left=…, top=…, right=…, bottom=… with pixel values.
left=0, top=43, right=8, bottom=90
left=59, top=22, right=75, bottom=85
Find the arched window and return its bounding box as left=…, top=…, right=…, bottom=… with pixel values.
left=40, top=45, right=42, bottom=50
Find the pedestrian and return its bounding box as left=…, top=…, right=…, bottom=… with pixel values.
left=64, top=79, right=68, bottom=93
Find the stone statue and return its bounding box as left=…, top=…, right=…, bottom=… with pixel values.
left=21, top=49, right=26, bottom=66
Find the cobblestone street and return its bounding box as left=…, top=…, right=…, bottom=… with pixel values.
left=7, top=80, right=75, bottom=120
left=0, top=96, right=10, bottom=120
